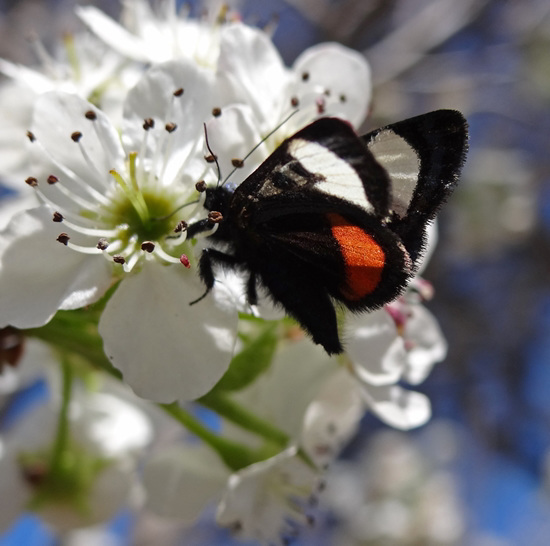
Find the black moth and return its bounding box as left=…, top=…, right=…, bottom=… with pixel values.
left=187, top=110, right=468, bottom=355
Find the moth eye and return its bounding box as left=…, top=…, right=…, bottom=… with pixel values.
left=272, top=171, right=294, bottom=189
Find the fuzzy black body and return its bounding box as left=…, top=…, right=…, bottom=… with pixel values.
left=188, top=110, right=468, bottom=354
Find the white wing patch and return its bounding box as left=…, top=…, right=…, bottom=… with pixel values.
left=288, top=138, right=374, bottom=213
left=367, top=129, right=420, bottom=218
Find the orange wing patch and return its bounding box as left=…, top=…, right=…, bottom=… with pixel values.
left=327, top=213, right=385, bottom=300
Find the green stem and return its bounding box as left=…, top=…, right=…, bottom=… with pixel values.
left=159, top=402, right=260, bottom=471
left=200, top=392, right=290, bottom=448
left=49, top=354, right=73, bottom=476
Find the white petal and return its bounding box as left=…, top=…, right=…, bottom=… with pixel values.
left=217, top=23, right=292, bottom=131
left=98, top=260, right=238, bottom=402
left=292, top=42, right=372, bottom=128
left=143, top=444, right=228, bottom=522
left=31, top=92, right=126, bottom=194
left=403, top=305, right=447, bottom=385
left=216, top=447, right=319, bottom=543
left=0, top=207, right=112, bottom=328
left=358, top=383, right=432, bottom=430
left=122, top=60, right=214, bottom=187
left=345, top=310, right=407, bottom=386
left=301, top=369, right=365, bottom=467
left=203, top=104, right=268, bottom=187
left=76, top=6, right=152, bottom=62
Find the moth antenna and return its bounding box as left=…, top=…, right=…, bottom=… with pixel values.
left=203, top=122, right=223, bottom=188
left=220, top=109, right=300, bottom=187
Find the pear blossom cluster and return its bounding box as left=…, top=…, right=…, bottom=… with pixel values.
left=0, top=1, right=448, bottom=544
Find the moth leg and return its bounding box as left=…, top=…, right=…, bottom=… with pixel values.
left=189, top=248, right=240, bottom=305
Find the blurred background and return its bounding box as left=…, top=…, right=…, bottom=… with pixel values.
left=1, top=0, right=550, bottom=544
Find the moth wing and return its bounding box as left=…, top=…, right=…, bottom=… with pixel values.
left=363, top=109, right=468, bottom=261
left=261, top=209, right=412, bottom=311
left=236, top=118, right=392, bottom=219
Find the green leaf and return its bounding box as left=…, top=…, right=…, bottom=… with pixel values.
left=210, top=321, right=279, bottom=392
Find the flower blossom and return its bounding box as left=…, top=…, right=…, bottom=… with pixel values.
left=0, top=32, right=138, bottom=188
left=0, top=388, right=152, bottom=532
left=0, top=61, right=239, bottom=403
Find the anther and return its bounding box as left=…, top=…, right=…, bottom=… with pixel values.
left=165, top=122, right=177, bottom=133
left=71, top=131, right=82, bottom=142
left=316, top=97, right=326, bottom=114
left=26, top=130, right=35, bottom=142
left=231, top=158, right=244, bottom=168
left=52, top=211, right=63, bottom=222
left=143, top=118, right=155, bottom=130
left=25, top=176, right=38, bottom=187
left=212, top=107, right=222, bottom=117
left=113, top=255, right=126, bottom=264
left=323, top=88, right=331, bottom=96
left=339, top=93, right=347, bottom=103
left=306, top=515, right=316, bottom=527
left=195, top=180, right=207, bottom=192
left=47, top=174, right=58, bottom=185
left=97, top=238, right=109, bottom=250
left=180, top=254, right=191, bottom=268
left=301, top=71, right=310, bottom=82
left=173, top=88, right=184, bottom=97
left=85, top=110, right=97, bottom=120
left=208, top=211, right=223, bottom=223
left=141, top=241, right=155, bottom=253
left=290, top=96, right=299, bottom=107
left=174, top=220, right=188, bottom=233
left=204, top=154, right=217, bottom=163
left=57, top=233, right=70, bottom=245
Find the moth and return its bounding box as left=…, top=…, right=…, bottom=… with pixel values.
left=187, top=110, right=468, bottom=354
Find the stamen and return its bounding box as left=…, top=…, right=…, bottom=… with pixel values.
left=25, top=137, right=111, bottom=207
left=195, top=180, right=207, bottom=192
left=153, top=242, right=185, bottom=265
left=53, top=215, right=124, bottom=238
left=57, top=233, right=70, bottom=245
left=25, top=176, right=38, bottom=187
left=173, top=88, right=184, bottom=97
left=212, top=107, right=222, bottom=117
left=231, top=158, right=244, bottom=168
left=180, top=254, right=191, bottom=268
left=122, top=252, right=141, bottom=273
left=66, top=240, right=105, bottom=255
left=26, top=131, right=36, bottom=142
left=141, top=241, right=155, bottom=253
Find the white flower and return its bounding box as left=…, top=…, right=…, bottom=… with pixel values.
left=216, top=447, right=320, bottom=545
left=143, top=337, right=364, bottom=541
left=0, top=61, right=239, bottom=402
left=0, top=32, right=139, bottom=187
left=0, top=390, right=152, bottom=532
left=77, top=0, right=233, bottom=67
left=79, top=1, right=372, bottom=180
left=344, top=299, right=445, bottom=430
